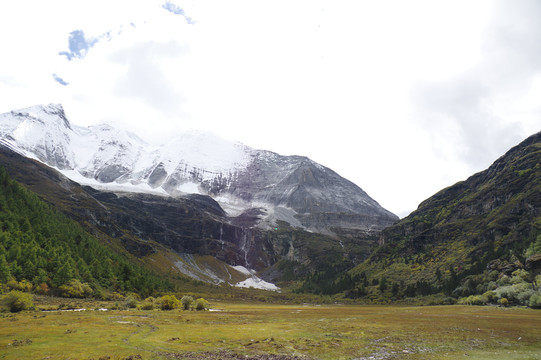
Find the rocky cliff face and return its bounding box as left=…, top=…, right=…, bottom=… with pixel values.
left=0, top=104, right=398, bottom=236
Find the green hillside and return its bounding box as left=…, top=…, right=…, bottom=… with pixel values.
left=346, top=132, right=541, bottom=306
left=0, top=166, right=171, bottom=298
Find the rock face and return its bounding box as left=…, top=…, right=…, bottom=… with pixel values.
left=0, top=104, right=398, bottom=235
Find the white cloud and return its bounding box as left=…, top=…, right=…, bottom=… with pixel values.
left=0, top=0, right=539, bottom=217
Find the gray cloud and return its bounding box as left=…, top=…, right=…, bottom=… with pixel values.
left=411, top=0, right=541, bottom=170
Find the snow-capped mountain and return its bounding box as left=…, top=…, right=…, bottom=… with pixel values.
left=0, top=104, right=398, bottom=233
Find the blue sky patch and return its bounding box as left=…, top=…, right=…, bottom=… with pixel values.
left=162, top=2, right=194, bottom=24
left=59, top=30, right=98, bottom=61
left=52, top=73, right=69, bottom=86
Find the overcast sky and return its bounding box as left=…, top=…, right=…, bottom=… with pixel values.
left=0, top=1, right=540, bottom=217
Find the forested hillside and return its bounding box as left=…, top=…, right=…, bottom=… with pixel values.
left=344, top=132, right=541, bottom=306
left=0, top=167, right=171, bottom=298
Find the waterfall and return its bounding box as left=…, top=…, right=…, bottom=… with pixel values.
left=240, top=228, right=249, bottom=267
left=219, top=222, right=224, bottom=249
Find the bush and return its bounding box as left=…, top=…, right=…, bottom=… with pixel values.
left=496, top=275, right=511, bottom=287
left=486, top=281, right=498, bottom=291
left=140, top=297, right=156, bottom=310
left=194, top=298, right=208, bottom=311
left=511, top=269, right=530, bottom=282
left=482, top=291, right=497, bottom=304
left=59, top=279, right=93, bottom=298
left=499, top=298, right=508, bottom=307
left=181, top=295, right=194, bottom=310
left=529, top=293, right=541, bottom=309
left=1, top=290, right=34, bottom=312
left=6, top=279, right=33, bottom=292
left=161, top=295, right=180, bottom=310
left=495, top=283, right=534, bottom=305
left=35, top=283, right=49, bottom=295
left=458, top=295, right=486, bottom=306
left=124, top=296, right=138, bottom=309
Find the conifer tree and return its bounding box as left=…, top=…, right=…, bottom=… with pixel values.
left=0, top=254, right=11, bottom=282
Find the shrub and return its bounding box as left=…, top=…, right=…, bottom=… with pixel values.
left=141, top=301, right=155, bottom=310
left=496, top=275, right=511, bottom=287
left=194, top=298, right=208, bottom=311
left=536, top=275, right=541, bottom=288
left=495, top=284, right=534, bottom=305
left=458, top=295, right=486, bottom=306
left=181, top=295, right=194, bottom=310
left=59, top=279, right=93, bottom=298
left=35, top=283, right=49, bottom=295
left=486, top=281, right=498, bottom=291
left=517, top=288, right=536, bottom=304
left=529, top=293, right=541, bottom=309
left=6, top=279, right=33, bottom=292
left=1, top=290, right=34, bottom=312
left=499, top=298, right=508, bottom=307
left=482, top=291, right=497, bottom=304
left=161, top=295, right=180, bottom=310
left=511, top=269, right=530, bottom=282
left=140, top=297, right=156, bottom=310
left=487, top=270, right=499, bottom=282
left=124, top=296, right=138, bottom=309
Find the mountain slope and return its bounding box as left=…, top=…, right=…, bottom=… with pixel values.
left=347, top=131, right=541, bottom=303
left=0, top=166, right=172, bottom=297
left=0, top=145, right=377, bottom=291
left=0, top=104, right=398, bottom=236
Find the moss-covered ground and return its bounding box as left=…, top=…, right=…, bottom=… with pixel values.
left=1, top=301, right=540, bottom=359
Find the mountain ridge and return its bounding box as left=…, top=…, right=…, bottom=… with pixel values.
left=344, top=130, right=541, bottom=304
left=0, top=103, right=398, bottom=235
left=0, top=143, right=378, bottom=290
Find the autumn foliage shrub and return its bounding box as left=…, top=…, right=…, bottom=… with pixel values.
left=161, top=295, right=180, bottom=310
left=1, top=290, right=34, bottom=312
left=194, top=298, right=208, bottom=311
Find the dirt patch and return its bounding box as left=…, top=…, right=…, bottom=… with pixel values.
left=10, top=338, right=32, bottom=347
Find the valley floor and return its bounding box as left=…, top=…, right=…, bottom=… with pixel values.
left=1, top=301, right=540, bottom=360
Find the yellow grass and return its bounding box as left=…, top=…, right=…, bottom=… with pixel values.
left=1, top=303, right=540, bottom=359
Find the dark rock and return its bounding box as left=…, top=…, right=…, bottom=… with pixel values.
left=526, top=254, right=541, bottom=271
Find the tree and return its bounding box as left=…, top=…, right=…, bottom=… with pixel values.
left=435, top=267, right=442, bottom=282
left=59, top=279, right=93, bottom=298
left=181, top=295, right=194, bottom=310
left=32, top=268, right=48, bottom=286
left=161, top=295, right=180, bottom=310
left=0, top=254, right=10, bottom=282
left=194, top=298, right=208, bottom=311
left=391, top=282, right=399, bottom=297
left=379, top=277, right=388, bottom=293
left=526, top=235, right=541, bottom=257
left=1, top=290, right=34, bottom=312
left=53, top=260, right=75, bottom=287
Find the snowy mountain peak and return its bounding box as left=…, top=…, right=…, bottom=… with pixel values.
left=13, top=103, right=72, bottom=130
left=0, top=104, right=399, bottom=234
left=160, top=130, right=252, bottom=174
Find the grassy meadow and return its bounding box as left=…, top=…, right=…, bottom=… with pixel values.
left=1, top=299, right=541, bottom=359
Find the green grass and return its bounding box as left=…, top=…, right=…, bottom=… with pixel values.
left=1, top=301, right=541, bottom=359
